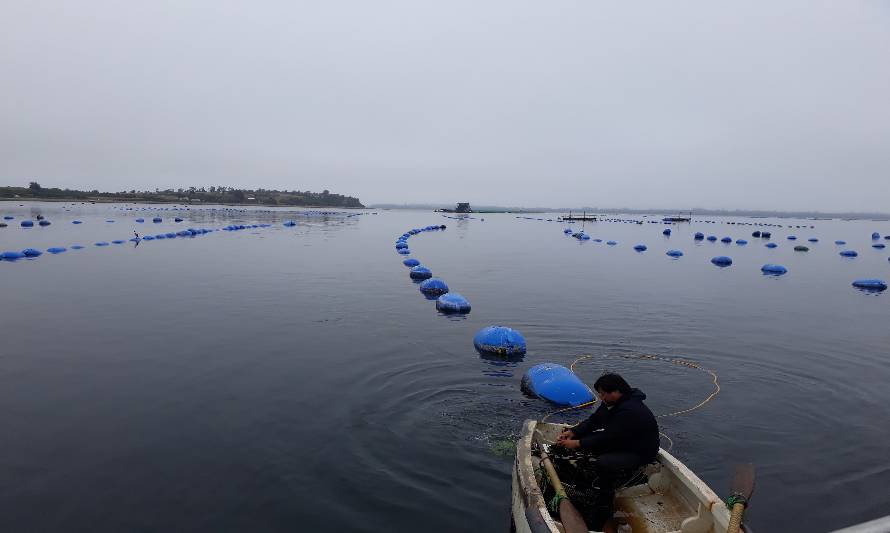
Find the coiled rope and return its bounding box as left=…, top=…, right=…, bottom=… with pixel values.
left=540, top=353, right=720, bottom=451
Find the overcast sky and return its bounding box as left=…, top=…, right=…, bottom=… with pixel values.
left=2, top=1, right=889, bottom=211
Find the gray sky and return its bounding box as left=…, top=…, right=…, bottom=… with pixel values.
left=2, top=1, right=889, bottom=211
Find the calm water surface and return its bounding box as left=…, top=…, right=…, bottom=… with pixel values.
left=1, top=202, right=889, bottom=532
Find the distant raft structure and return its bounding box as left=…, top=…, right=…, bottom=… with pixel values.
left=473, top=326, right=526, bottom=357
left=761, top=264, right=788, bottom=276
left=436, top=293, right=471, bottom=314
left=521, top=363, right=594, bottom=406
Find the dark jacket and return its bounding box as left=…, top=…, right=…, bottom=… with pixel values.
left=571, top=388, right=660, bottom=462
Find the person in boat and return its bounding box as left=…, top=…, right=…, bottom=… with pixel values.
left=555, top=373, right=660, bottom=528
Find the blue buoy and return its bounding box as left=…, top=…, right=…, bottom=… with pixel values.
left=47, top=247, right=67, bottom=254
left=1, top=250, right=26, bottom=260
left=707, top=235, right=717, bottom=242
left=153, top=217, right=162, bottom=223
left=873, top=244, right=886, bottom=249
left=21, top=220, right=34, bottom=227
left=835, top=240, right=846, bottom=245
left=563, top=228, right=573, bottom=234
left=694, top=232, right=704, bottom=240
left=174, top=217, right=183, bottom=222
left=788, top=236, right=797, bottom=240
left=711, top=256, right=733, bottom=267
left=473, top=326, right=526, bottom=357
left=2, top=216, right=12, bottom=220
left=38, top=220, right=51, bottom=226
left=283, top=220, right=297, bottom=227
left=662, top=228, right=671, bottom=235
left=436, top=293, right=471, bottom=313
left=633, top=244, right=647, bottom=252
left=666, top=249, right=683, bottom=258
left=419, top=278, right=449, bottom=296
left=142, top=235, right=155, bottom=240
left=95, top=242, right=110, bottom=246
left=395, top=242, right=408, bottom=249
left=135, top=218, right=144, bottom=223
left=852, top=279, right=887, bottom=291
left=72, top=220, right=82, bottom=224
left=752, top=231, right=761, bottom=238
left=579, top=233, right=591, bottom=240
left=762, top=232, right=772, bottom=238
left=840, top=250, right=858, bottom=257
left=70, top=245, right=84, bottom=249
left=766, top=242, right=778, bottom=248
left=606, top=240, right=617, bottom=246
left=397, top=248, right=411, bottom=255
left=872, top=232, right=880, bottom=240
left=736, top=239, right=748, bottom=245
left=409, top=266, right=432, bottom=280
left=520, top=363, right=594, bottom=406
left=403, top=258, right=420, bottom=267
left=761, top=264, right=788, bottom=276
left=720, top=237, right=732, bottom=243
left=111, top=240, right=125, bottom=244
left=22, top=248, right=42, bottom=257
left=808, top=238, right=818, bottom=243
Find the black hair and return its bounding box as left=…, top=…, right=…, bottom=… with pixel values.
left=594, top=373, right=631, bottom=394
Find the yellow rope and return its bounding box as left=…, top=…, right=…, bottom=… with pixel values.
left=539, top=353, right=720, bottom=451
left=568, top=353, right=720, bottom=418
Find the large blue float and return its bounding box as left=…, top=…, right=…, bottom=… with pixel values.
left=761, top=264, right=788, bottom=276
left=711, top=256, right=733, bottom=267
left=852, top=279, right=887, bottom=291
left=436, top=293, right=471, bottom=313
left=403, top=258, right=420, bottom=267
left=409, top=266, right=432, bottom=280
left=521, top=363, right=594, bottom=406
left=419, top=278, right=449, bottom=296
left=473, top=326, right=526, bottom=357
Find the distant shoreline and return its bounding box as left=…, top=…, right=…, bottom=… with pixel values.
left=0, top=197, right=370, bottom=210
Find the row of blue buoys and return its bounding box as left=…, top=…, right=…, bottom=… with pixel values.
left=394, top=224, right=473, bottom=314
left=0, top=221, right=283, bottom=262
left=558, top=227, right=890, bottom=288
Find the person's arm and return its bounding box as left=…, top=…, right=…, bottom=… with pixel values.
left=570, top=404, right=608, bottom=438
left=578, top=409, right=634, bottom=453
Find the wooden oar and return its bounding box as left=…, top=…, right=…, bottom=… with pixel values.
left=727, top=463, right=755, bottom=533
left=534, top=431, right=589, bottom=533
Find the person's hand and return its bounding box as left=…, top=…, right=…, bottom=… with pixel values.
left=555, top=439, right=581, bottom=450
left=557, top=429, right=575, bottom=442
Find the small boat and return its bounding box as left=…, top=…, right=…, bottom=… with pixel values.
left=512, top=420, right=748, bottom=533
